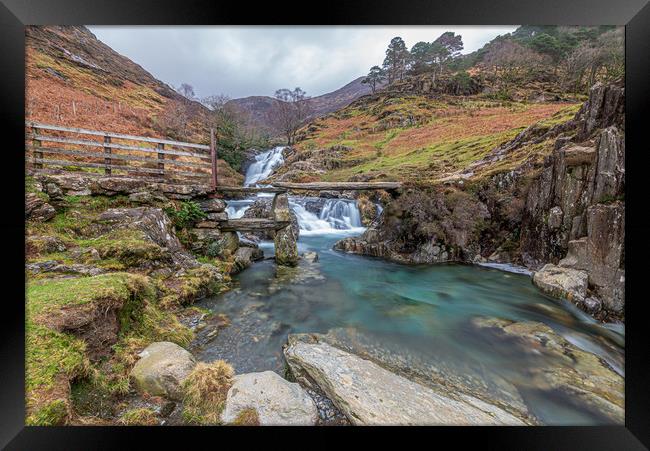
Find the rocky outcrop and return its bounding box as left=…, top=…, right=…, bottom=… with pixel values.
left=283, top=335, right=526, bottom=425
left=272, top=194, right=299, bottom=266
left=521, top=83, right=624, bottom=319
left=221, top=371, right=318, bottom=425
left=25, top=193, right=56, bottom=222
left=33, top=173, right=210, bottom=200
left=130, top=342, right=197, bottom=400
left=96, top=207, right=198, bottom=268
left=334, top=188, right=487, bottom=264
left=532, top=264, right=588, bottom=303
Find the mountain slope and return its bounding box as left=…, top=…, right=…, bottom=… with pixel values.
left=227, top=76, right=384, bottom=133
left=25, top=25, right=243, bottom=185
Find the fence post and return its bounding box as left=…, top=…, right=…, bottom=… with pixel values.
left=210, top=128, right=218, bottom=189
left=157, top=143, right=165, bottom=178
left=104, top=135, right=112, bottom=175
left=32, top=125, right=42, bottom=169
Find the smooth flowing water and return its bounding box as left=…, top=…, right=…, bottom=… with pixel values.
left=195, top=148, right=625, bottom=425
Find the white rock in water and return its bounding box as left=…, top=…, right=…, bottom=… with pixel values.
left=284, top=340, right=526, bottom=425
left=533, top=263, right=588, bottom=302
left=221, top=371, right=318, bottom=425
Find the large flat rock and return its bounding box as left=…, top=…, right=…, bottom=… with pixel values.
left=283, top=338, right=526, bottom=425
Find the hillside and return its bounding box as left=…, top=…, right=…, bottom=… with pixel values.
left=268, top=90, right=580, bottom=185
left=227, top=75, right=383, bottom=134
left=25, top=25, right=243, bottom=185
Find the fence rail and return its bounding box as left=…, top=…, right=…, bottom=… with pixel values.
left=25, top=121, right=219, bottom=187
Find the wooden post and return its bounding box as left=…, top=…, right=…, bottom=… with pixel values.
left=104, top=135, right=112, bottom=175
left=32, top=126, right=42, bottom=169
left=210, top=128, right=218, bottom=189
left=157, top=143, right=165, bottom=178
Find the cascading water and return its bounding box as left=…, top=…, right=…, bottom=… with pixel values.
left=289, top=199, right=365, bottom=235
left=226, top=147, right=368, bottom=235
left=244, top=146, right=285, bottom=187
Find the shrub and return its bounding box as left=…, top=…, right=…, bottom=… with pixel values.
left=164, top=201, right=206, bottom=229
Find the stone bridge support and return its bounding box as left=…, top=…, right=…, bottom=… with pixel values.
left=271, top=193, right=299, bottom=266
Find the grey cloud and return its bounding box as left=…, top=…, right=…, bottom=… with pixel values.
left=88, top=25, right=518, bottom=99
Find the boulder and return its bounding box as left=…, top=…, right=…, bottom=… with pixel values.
left=221, top=371, right=318, bottom=425
left=130, top=342, right=197, bottom=400
left=231, top=246, right=264, bottom=274
left=283, top=337, right=526, bottom=425
left=532, top=264, right=588, bottom=302
left=25, top=193, right=56, bottom=222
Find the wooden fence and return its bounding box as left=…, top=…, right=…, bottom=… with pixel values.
left=25, top=121, right=219, bottom=188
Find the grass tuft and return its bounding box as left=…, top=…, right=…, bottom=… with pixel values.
left=181, top=360, right=234, bottom=425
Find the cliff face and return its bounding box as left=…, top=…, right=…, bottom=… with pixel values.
left=520, top=83, right=625, bottom=316
left=335, top=82, right=625, bottom=321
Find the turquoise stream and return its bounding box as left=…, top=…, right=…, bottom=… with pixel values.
left=195, top=231, right=624, bottom=425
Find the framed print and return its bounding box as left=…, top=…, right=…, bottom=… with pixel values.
left=1, top=0, right=648, bottom=448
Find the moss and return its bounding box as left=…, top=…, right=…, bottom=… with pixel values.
left=118, top=408, right=159, bottom=426
left=78, top=229, right=165, bottom=268
left=25, top=272, right=186, bottom=423
left=230, top=408, right=260, bottom=426
left=160, top=265, right=224, bottom=309
left=181, top=360, right=234, bottom=425
left=27, top=272, right=144, bottom=318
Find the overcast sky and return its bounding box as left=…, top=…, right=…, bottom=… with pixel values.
left=89, top=26, right=518, bottom=99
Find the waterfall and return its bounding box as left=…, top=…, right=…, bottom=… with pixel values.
left=290, top=198, right=365, bottom=235
left=244, top=146, right=285, bottom=186
left=227, top=146, right=365, bottom=236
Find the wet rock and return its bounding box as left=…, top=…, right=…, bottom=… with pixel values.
left=301, top=251, right=319, bottom=263
left=547, top=206, right=563, bottom=230
left=221, top=371, right=318, bottom=425
left=284, top=335, right=526, bottom=425
left=241, top=198, right=299, bottom=240
left=473, top=317, right=624, bottom=423
left=232, top=246, right=264, bottom=274
left=532, top=264, right=588, bottom=302
left=559, top=202, right=624, bottom=316
left=25, top=193, right=56, bottom=222
left=272, top=194, right=298, bottom=266
left=130, top=342, right=197, bottom=400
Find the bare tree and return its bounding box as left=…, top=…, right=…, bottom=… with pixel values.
left=563, top=28, right=624, bottom=93
left=482, top=40, right=548, bottom=88
left=268, top=87, right=312, bottom=145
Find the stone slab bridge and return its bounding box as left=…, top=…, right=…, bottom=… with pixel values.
left=214, top=182, right=402, bottom=266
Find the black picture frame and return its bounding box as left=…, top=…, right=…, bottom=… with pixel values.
left=1, top=0, right=648, bottom=448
